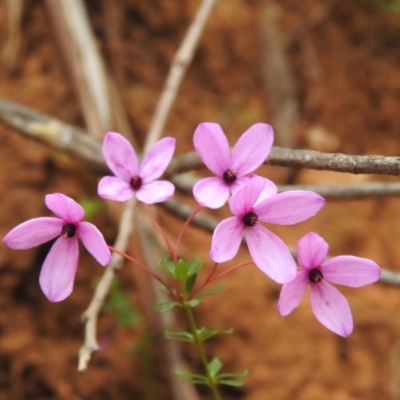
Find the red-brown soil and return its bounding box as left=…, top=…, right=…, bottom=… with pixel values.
left=1, top=0, right=400, bottom=399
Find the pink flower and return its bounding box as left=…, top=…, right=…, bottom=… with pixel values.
left=98, top=132, right=175, bottom=204
left=3, top=193, right=111, bottom=302
left=193, top=122, right=274, bottom=209
left=278, top=232, right=381, bottom=337
left=210, top=176, right=325, bottom=283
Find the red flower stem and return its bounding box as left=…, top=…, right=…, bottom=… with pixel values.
left=190, top=261, right=218, bottom=299
left=212, top=261, right=254, bottom=281
left=173, top=204, right=203, bottom=262
left=142, top=203, right=175, bottom=256
left=108, top=245, right=170, bottom=289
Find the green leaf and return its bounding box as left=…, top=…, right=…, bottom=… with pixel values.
left=196, top=326, right=234, bottom=342
left=165, top=330, right=194, bottom=343
left=217, top=369, right=249, bottom=379
left=185, top=273, right=197, bottom=293
left=175, top=369, right=208, bottom=385
left=158, top=255, right=176, bottom=277
left=184, top=299, right=201, bottom=308
left=175, top=259, right=190, bottom=282
left=217, top=379, right=245, bottom=387
left=187, top=258, right=204, bottom=276
left=207, top=357, right=223, bottom=377
left=194, top=283, right=223, bottom=298
left=154, top=300, right=181, bottom=312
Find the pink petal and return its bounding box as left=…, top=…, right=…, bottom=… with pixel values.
left=278, top=269, right=309, bottom=316
left=39, top=236, right=79, bottom=302
left=297, top=232, right=329, bottom=270
left=229, top=175, right=265, bottom=216
left=256, top=191, right=325, bottom=225
left=136, top=181, right=175, bottom=204
left=45, top=193, right=84, bottom=222
left=322, top=256, right=381, bottom=287
left=231, top=123, right=274, bottom=176
left=210, top=217, right=243, bottom=263
left=193, top=177, right=230, bottom=209
left=140, top=137, right=176, bottom=182
left=103, top=131, right=138, bottom=181
left=310, top=280, right=353, bottom=337
left=246, top=225, right=297, bottom=284
left=193, top=123, right=230, bottom=176
left=78, top=222, right=111, bottom=266
left=98, top=176, right=134, bottom=201
left=254, top=178, right=279, bottom=204
left=3, top=217, right=63, bottom=249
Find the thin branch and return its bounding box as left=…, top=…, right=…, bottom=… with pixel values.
left=78, top=197, right=136, bottom=371
left=44, top=0, right=111, bottom=138
left=0, top=99, right=105, bottom=169
left=3, top=99, right=400, bottom=177
left=144, top=0, right=218, bottom=152
left=168, top=147, right=400, bottom=176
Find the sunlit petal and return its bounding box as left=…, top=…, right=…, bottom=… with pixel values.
left=140, top=137, right=176, bottom=182
left=322, top=256, right=381, bottom=287
left=45, top=193, right=84, bottom=222
left=39, top=237, right=79, bottom=302
left=78, top=222, right=111, bottom=266
left=98, top=176, right=134, bottom=202
left=193, top=177, right=230, bottom=209
left=103, top=131, right=138, bottom=180
left=210, top=217, right=243, bottom=263
left=3, top=217, right=62, bottom=249
left=278, top=270, right=309, bottom=316
left=231, top=123, right=274, bottom=175
left=193, top=123, right=230, bottom=175
left=246, top=225, right=297, bottom=284
left=310, top=280, right=353, bottom=337
left=136, top=181, right=175, bottom=204
left=297, top=232, right=329, bottom=270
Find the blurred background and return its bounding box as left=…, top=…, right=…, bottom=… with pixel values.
left=1, top=0, right=400, bottom=399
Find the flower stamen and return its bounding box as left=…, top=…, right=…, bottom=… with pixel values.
left=61, top=223, right=76, bottom=238
left=130, top=175, right=142, bottom=190
left=309, top=268, right=324, bottom=284
left=243, top=211, right=258, bottom=227
left=223, top=169, right=237, bottom=184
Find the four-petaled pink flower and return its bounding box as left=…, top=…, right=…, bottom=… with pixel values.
left=98, top=131, right=175, bottom=204
left=193, top=122, right=274, bottom=209
left=278, top=232, right=381, bottom=337
left=210, top=175, right=325, bottom=283
left=2, top=193, right=111, bottom=302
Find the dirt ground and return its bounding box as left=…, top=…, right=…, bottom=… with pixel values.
left=1, top=0, right=400, bottom=399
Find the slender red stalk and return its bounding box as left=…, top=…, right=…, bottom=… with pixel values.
left=189, top=261, right=219, bottom=299
left=142, top=203, right=175, bottom=256
left=173, top=205, right=203, bottom=262
left=108, top=245, right=170, bottom=289
left=212, top=261, right=254, bottom=281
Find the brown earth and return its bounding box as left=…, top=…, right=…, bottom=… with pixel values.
left=1, top=0, right=400, bottom=399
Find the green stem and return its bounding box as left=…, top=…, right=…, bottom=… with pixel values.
left=183, top=303, right=223, bottom=400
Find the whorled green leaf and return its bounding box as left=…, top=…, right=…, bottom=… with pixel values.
left=175, top=259, right=190, bottom=282
left=187, top=258, right=204, bottom=276
left=175, top=369, right=208, bottom=385
left=196, top=326, right=234, bottom=342
left=154, top=300, right=181, bottom=313
left=216, top=369, right=249, bottom=386
left=158, top=255, right=176, bottom=277
left=165, top=330, right=194, bottom=343
left=185, top=273, right=197, bottom=293
left=183, top=298, right=201, bottom=308
left=194, top=283, right=223, bottom=298
left=207, top=357, right=223, bottom=377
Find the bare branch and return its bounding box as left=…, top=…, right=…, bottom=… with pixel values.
left=78, top=197, right=136, bottom=371
left=44, top=0, right=111, bottom=138
left=144, top=0, right=218, bottom=152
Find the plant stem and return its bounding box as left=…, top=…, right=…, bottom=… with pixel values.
left=183, top=303, right=223, bottom=400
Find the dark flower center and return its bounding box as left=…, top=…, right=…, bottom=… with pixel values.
left=130, top=175, right=142, bottom=190
left=243, top=211, right=258, bottom=227
left=61, top=223, right=77, bottom=238
left=223, top=169, right=237, bottom=184
left=309, top=268, right=324, bottom=284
